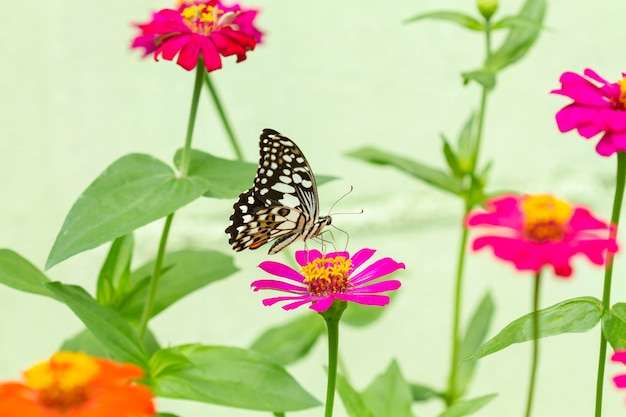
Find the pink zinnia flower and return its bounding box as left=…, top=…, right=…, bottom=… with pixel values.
left=552, top=68, right=626, bottom=156
left=467, top=194, right=617, bottom=277
left=613, top=351, right=626, bottom=397
left=132, top=0, right=263, bottom=72
left=251, top=249, right=404, bottom=312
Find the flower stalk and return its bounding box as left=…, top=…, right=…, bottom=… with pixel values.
left=594, top=151, right=626, bottom=417
left=524, top=271, right=542, bottom=417
left=320, top=300, right=347, bottom=417
left=138, top=63, right=205, bottom=338
left=205, top=73, right=244, bottom=161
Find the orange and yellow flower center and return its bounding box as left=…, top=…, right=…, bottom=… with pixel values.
left=521, top=194, right=572, bottom=242
left=617, top=78, right=626, bottom=109
left=24, top=351, right=99, bottom=410
left=180, top=3, right=233, bottom=35
left=301, top=256, right=353, bottom=296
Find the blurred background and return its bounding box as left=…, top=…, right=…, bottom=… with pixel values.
left=1, top=0, right=626, bottom=415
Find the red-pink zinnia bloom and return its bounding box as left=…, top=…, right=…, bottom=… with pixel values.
left=467, top=194, right=617, bottom=277
left=251, top=249, right=404, bottom=312
left=612, top=351, right=626, bottom=398
left=552, top=68, right=626, bottom=156
left=132, top=0, right=263, bottom=72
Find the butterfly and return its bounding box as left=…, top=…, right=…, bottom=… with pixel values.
left=225, top=128, right=332, bottom=255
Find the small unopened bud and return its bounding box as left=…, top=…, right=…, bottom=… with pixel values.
left=477, top=0, right=498, bottom=20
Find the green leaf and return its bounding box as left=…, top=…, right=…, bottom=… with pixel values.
left=157, top=414, right=180, bottom=417
left=466, top=296, right=602, bottom=361
left=363, top=360, right=415, bottom=417
left=250, top=314, right=325, bottom=365
left=404, top=11, right=484, bottom=31
left=151, top=344, right=320, bottom=411
left=410, top=382, right=443, bottom=402
left=337, top=374, right=375, bottom=417
left=485, top=0, right=546, bottom=72
left=45, top=282, right=149, bottom=369
left=174, top=149, right=336, bottom=199
left=118, top=250, right=237, bottom=320
left=461, top=70, right=496, bottom=89
left=441, top=135, right=463, bottom=179
left=347, top=147, right=462, bottom=195
left=96, top=234, right=134, bottom=306
left=47, top=154, right=212, bottom=269
left=60, top=326, right=161, bottom=359
left=342, top=299, right=393, bottom=327
left=438, top=394, right=497, bottom=417
left=491, top=15, right=546, bottom=31
left=0, top=249, right=54, bottom=297
left=455, top=292, right=495, bottom=397
left=456, top=113, right=477, bottom=172
left=603, top=303, right=626, bottom=350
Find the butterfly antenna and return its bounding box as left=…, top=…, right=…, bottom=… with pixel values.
left=326, top=186, right=355, bottom=216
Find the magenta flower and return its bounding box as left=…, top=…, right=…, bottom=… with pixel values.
left=613, top=351, right=626, bottom=397
left=132, top=0, right=263, bottom=72
left=467, top=194, right=618, bottom=277
left=551, top=68, right=626, bottom=156
left=251, top=249, right=404, bottom=312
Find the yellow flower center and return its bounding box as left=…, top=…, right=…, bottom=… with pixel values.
left=618, top=77, right=626, bottom=109
left=24, top=352, right=99, bottom=410
left=301, top=256, right=353, bottom=296
left=180, top=4, right=228, bottom=35
left=521, top=195, right=572, bottom=242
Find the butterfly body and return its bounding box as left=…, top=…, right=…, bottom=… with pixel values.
left=226, top=129, right=331, bottom=254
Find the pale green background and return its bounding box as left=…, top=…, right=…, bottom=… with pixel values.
left=2, top=0, right=626, bottom=416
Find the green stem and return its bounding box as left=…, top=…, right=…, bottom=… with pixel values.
left=524, top=271, right=542, bottom=417
left=446, top=216, right=470, bottom=404
left=594, top=151, right=626, bottom=417
left=137, top=64, right=206, bottom=338
left=321, top=301, right=347, bottom=417
left=180, top=64, right=206, bottom=177
left=205, top=73, right=244, bottom=161
left=138, top=213, right=174, bottom=339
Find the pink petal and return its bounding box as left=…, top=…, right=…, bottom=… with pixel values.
left=282, top=298, right=316, bottom=310
left=155, top=34, right=190, bottom=61
left=200, top=38, right=222, bottom=72
left=251, top=279, right=307, bottom=293
left=614, top=374, right=626, bottom=389
left=335, top=293, right=390, bottom=307
left=296, top=250, right=323, bottom=266
left=596, top=133, right=618, bottom=156
left=177, top=35, right=202, bottom=70
left=569, top=208, right=610, bottom=231
left=349, top=248, right=376, bottom=271
left=310, top=296, right=335, bottom=312
left=350, top=258, right=405, bottom=286
left=261, top=295, right=311, bottom=307
left=351, top=280, right=401, bottom=293
left=612, top=351, right=626, bottom=364
left=258, top=261, right=304, bottom=283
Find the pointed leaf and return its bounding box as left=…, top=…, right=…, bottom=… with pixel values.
left=461, top=70, right=496, bottom=89
left=45, top=282, right=148, bottom=369
left=0, top=249, right=53, bottom=297
left=47, top=154, right=212, bottom=269
left=347, top=147, right=462, bottom=195
left=466, top=297, right=602, bottom=361
left=250, top=314, right=324, bottom=365
left=456, top=293, right=495, bottom=396
left=603, top=303, right=626, bottom=350
left=456, top=113, right=477, bottom=168
left=485, top=0, right=546, bottom=71
left=491, top=15, right=547, bottom=31
left=441, top=135, right=463, bottom=178
left=337, top=374, right=375, bottom=417
left=174, top=149, right=336, bottom=199
left=438, top=394, right=497, bottom=417
left=96, top=234, right=134, bottom=305
left=118, top=250, right=237, bottom=320
left=363, top=360, right=415, bottom=417
left=404, top=11, right=484, bottom=31
left=151, top=344, right=320, bottom=411
left=410, top=382, right=443, bottom=402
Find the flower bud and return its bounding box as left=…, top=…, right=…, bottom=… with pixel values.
left=477, top=0, right=498, bottom=20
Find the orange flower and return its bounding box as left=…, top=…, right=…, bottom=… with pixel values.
left=0, top=351, right=155, bottom=417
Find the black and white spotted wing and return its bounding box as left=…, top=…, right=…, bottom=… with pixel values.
left=225, top=129, right=332, bottom=255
